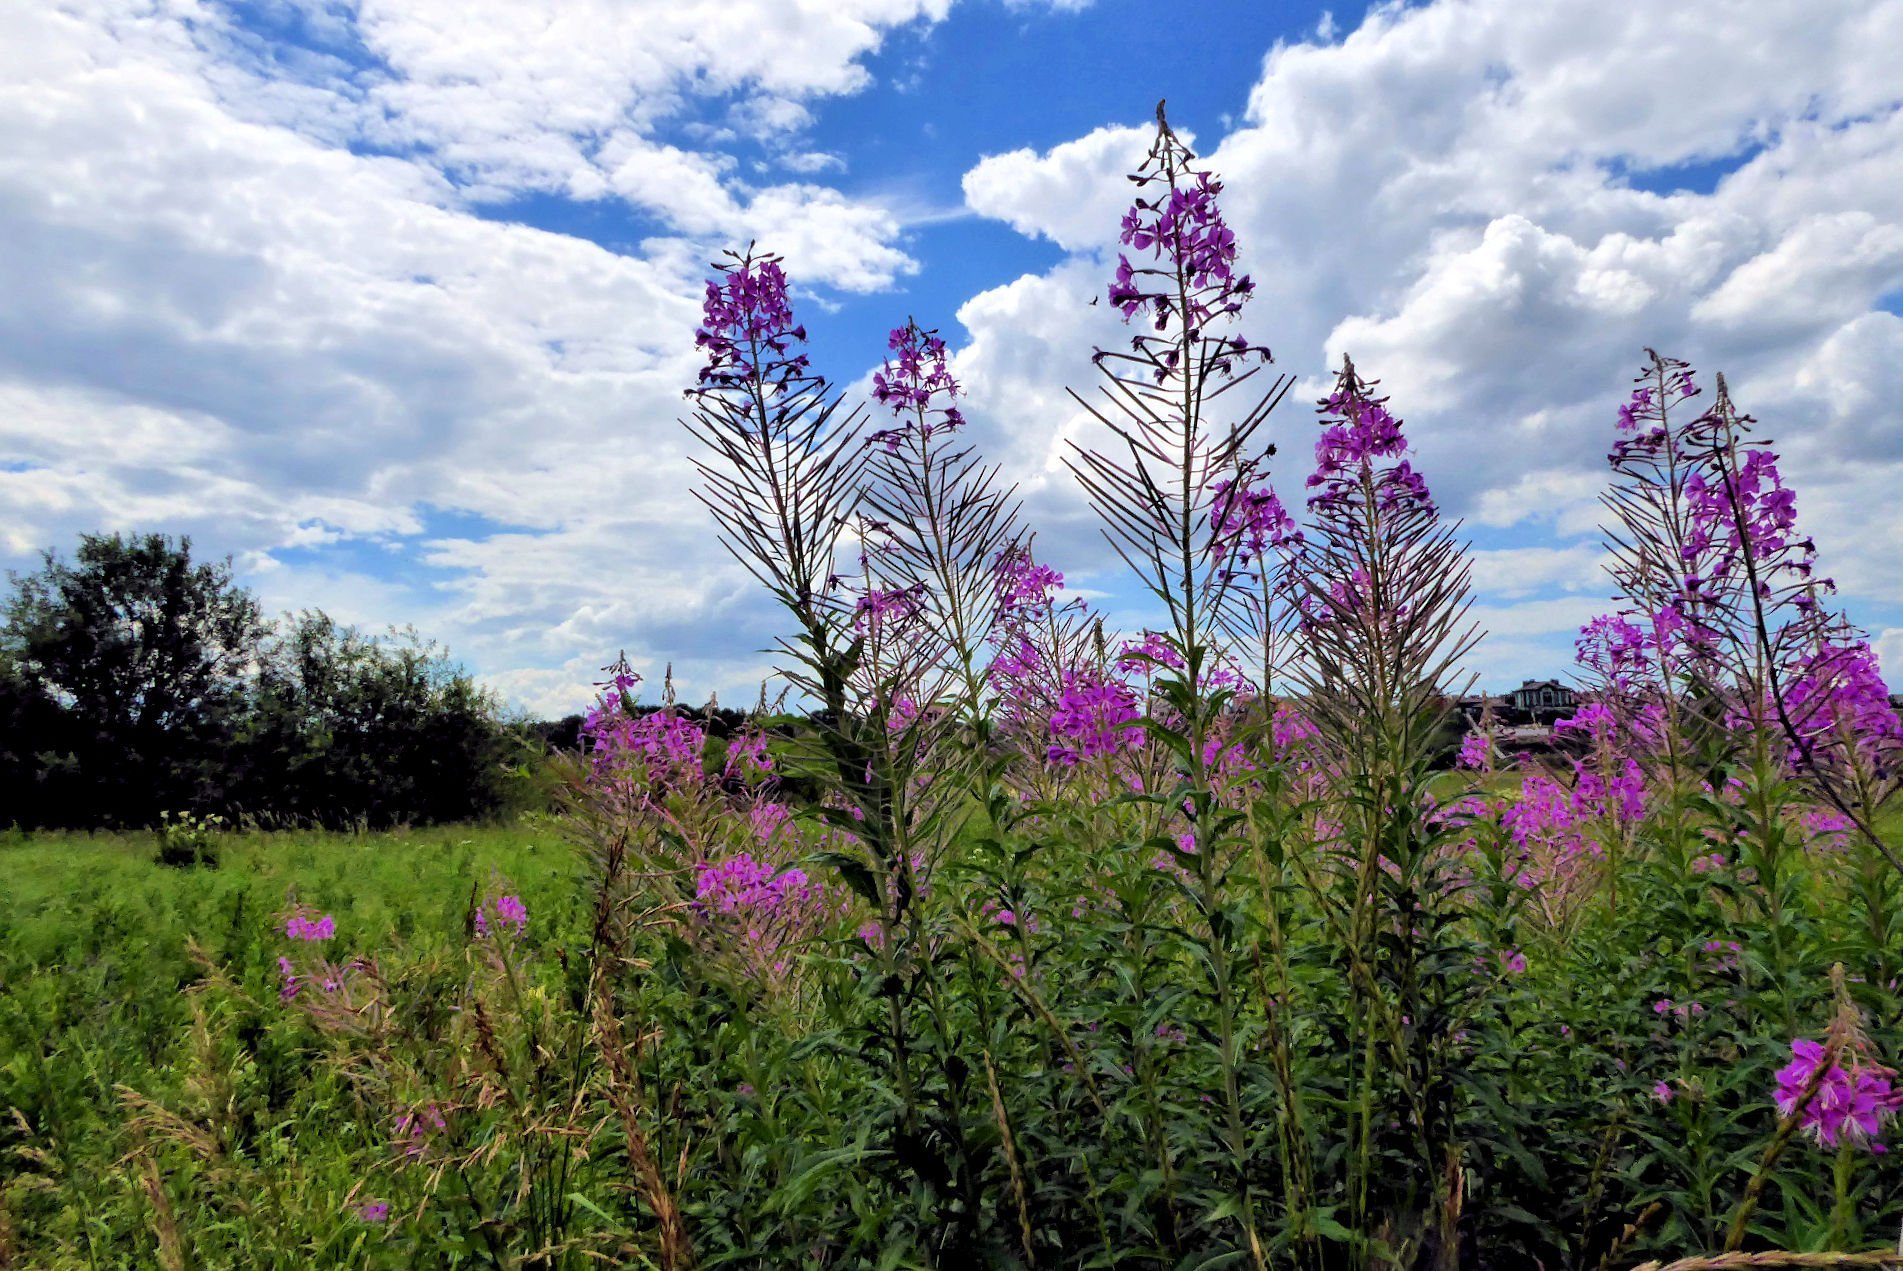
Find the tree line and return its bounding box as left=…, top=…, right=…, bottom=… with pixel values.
left=1, top=533, right=527, bottom=829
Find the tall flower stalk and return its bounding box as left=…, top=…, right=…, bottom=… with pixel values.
left=684, top=249, right=967, bottom=1242
left=1588, top=351, right=1903, bottom=877
left=1067, top=101, right=1291, bottom=1267
left=1282, top=357, right=1482, bottom=1268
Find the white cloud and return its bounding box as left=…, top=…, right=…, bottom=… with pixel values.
left=1468, top=544, right=1606, bottom=599
left=8, top=0, right=1903, bottom=712
left=955, top=0, right=1903, bottom=680
left=1695, top=211, right=1903, bottom=337
left=1875, top=629, right=1903, bottom=692
left=962, top=125, right=1155, bottom=252
left=0, top=0, right=895, bottom=711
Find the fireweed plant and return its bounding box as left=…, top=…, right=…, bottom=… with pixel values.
left=53, top=106, right=1903, bottom=1270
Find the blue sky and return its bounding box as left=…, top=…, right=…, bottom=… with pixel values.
left=2, top=0, right=1901, bottom=717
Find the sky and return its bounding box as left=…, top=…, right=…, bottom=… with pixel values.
left=3, top=0, right=1902, bottom=719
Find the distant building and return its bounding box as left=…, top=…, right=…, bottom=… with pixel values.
left=1508, top=679, right=1577, bottom=716
left=1454, top=692, right=1503, bottom=725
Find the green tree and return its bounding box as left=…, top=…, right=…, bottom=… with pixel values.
left=1, top=533, right=263, bottom=824
left=0, top=648, right=81, bottom=827
left=237, top=611, right=514, bottom=826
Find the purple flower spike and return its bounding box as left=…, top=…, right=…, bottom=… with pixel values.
left=285, top=912, right=335, bottom=942
left=869, top=319, right=964, bottom=449
left=474, top=894, right=529, bottom=940
left=693, top=248, right=811, bottom=395
left=1775, top=1038, right=1902, bottom=1152
left=1306, top=385, right=1433, bottom=518
left=1101, top=104, right=1268, bottom=383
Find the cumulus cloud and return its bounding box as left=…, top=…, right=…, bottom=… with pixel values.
left=0, top=0, right=944, bottom=711
left=8, top=0, right=1903, bottom=712
left=953, top=0, right=1903, bottom=683
left=962, top=125, right=1155, bottom=252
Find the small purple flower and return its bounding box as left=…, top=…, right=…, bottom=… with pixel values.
left=285, top=912, right=335, bottom=942
left=1775, top=1039, right=1902, bottom=1152
left=474, top=895, right=528, bottom=940
left=1045, top=671, right=1146, bottom=766
left=277, top=955, right=300, bottom=1001
left=355, top=1200, right=390, bottom=1223
left=394, top=1105, right=447, bottom=1160
left=1653, top=1080, right=1674, bottom=1105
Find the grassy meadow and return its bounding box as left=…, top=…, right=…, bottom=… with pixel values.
left=0, top=821, right=587, bottom=1267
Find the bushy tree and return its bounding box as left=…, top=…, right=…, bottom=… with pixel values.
left=1, top=533, right=262, bottom=824
left=236, top=611, right=515, bottom=827
left=0, top=535, right=524, bottom=828
left=0, top=649, right=82, bottom=827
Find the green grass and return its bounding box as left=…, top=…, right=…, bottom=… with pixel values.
left=0, top=819, right=583, bottom=956
left=0, top=819, right=590, bottom=1265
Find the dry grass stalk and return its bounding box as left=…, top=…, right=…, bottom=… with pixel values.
left=981, top=1046, right=1036, bottom=1268
left=1594, top=1202, right=1666, bottom=1271
left=1629, top=1253, right=1903, bottom=1270
left=590, top=984, right=696, bottom=1271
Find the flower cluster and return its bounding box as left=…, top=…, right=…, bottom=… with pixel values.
left=1576, top=613, right=1655, bottom=692
left=276, top=910, right=360, bottom=1002
left=584, top=703, right=708, bottom=788
left=693, top=249, right=810, bottom=394
left=1210, top=478, right=1299, bottom=568
left=1102, top=110, right=1264, bottom=382
left=1109, top=168, right=1253, bottom=338
left=1800, top=806, right=1854, bottom=853
left=869, top=320, right=963, bottom=449
left=692, top=852, right=840, bottom=980
left=1498, top=770, right=1626, bottom=923
left=852, top=585, right=924, bottom=635
left=1681, top=446, right=1813, bottom=607
left=1456, top=732, right=1493, bottom=772
left=1774, top=1038, right=1901, bottom=1152
left=749, top=801, right=795, bottom=847
left=1608, top=354, right=1698, bottom=460
left=989, top=633, right=1042, bottom=698
left=473, top=895, right=528, bottom=940
left=1307, top=384, right=1434, bottom=518
left=988, top=547, right=1089, bottom=729
left=1653, top=997, right=1706, bottom=1020
left=695, top=854, right=812, bottom=915
left=1781, top=636, right=1902, bottom=776
left=394, top=1104, right=447, bottom=1161
left=1115, top=630, right=1185, bottom=676
left=285, top=911, right=335, bottom=942
left=722, top=731, right=775, bottom=785
left=1046, top=671, right=1145, bottom=766
left=995, top=548, right=1063, bottom=615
